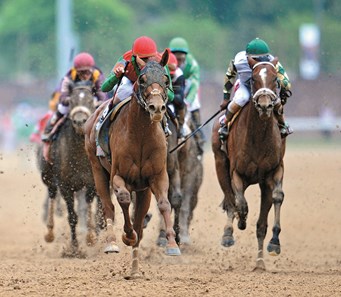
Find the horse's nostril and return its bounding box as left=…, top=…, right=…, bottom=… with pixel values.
left=161, top=105, right=166, bottom=112
left=149, top=105, right=156, bottom=112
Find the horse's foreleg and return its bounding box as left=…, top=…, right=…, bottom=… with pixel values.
left=254, top=183, right=274, bottom=271
left=113, top=175, right=137, bottom=247
left=151, top=171, right=181, bottom=256
left=61, top=191, right=78, bottom=250
left=267, top=166, right=284, bottom=257
left=231, top=170, right=248, bottom=230
left=125, top=189, right=152, bottom=279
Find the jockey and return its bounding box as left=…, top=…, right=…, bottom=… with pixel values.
left=41, top=52, right=106, bottom=142
left=169, top=37, right=205, bottom=154
left=167, top=52, right=186, bottom=139
left=101, top=35, right=174, bottom=135
left=219, top=38, right=293, bottom=140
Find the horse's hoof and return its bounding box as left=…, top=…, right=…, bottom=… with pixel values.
left=122, top=230, right=138, bottom=246
left=157, top=236, right=167, bottom=247
left=124, top=272, right=142, bottom=280
left=165, top=246, right=181, bottom=256
left=180, top=234, right=191, bottom=245
left=267, top=242, right=281, bottom=256
left=104, top=241, right=120, bottom=253
left=221, top=236, right=235, bottom=247
left=44, top=232, right=54, bottom=243
left=253, top=258, right=266, bottom=271
left=238, top=219, right=247, bottom=230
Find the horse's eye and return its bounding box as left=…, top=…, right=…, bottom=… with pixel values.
left=164, top=76, right=170, bottom=88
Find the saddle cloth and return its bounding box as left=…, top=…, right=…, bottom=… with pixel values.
left=95, top=97, right=131, bottom=157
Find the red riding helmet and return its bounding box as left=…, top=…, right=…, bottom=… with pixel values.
left=132, top=36, right=157, bottom=58
left=73, top=52, right=95, bottom=70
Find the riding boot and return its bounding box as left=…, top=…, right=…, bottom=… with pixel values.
left=274, top=103, right=293, bottom=138
left=41, top=110, right=63, bottom=142
left=191, top=110, right=206, bottom=155
left=218, top=101, right=241, bottom=140
left=177, top=106, right=186, bottom=139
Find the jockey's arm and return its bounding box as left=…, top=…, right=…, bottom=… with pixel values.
left=221, top=59, right=237, bottom=110
left=184, top=58, right=200, bottom=105
left=276, top=61, right=292, bottom=105
left=101, top=56, right=127, bottom=92
left=59, top=76, right=73, bottom=104
left=223, top=59, right=237, bottom=101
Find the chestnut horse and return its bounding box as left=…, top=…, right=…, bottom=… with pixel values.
left=84, top=50, right=181, bottom=279
left=41, top=84, right=102, bottom=256
left=212, top=56, right=285, bottom=270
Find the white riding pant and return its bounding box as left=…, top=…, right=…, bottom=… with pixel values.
left=229, top=79, right=250, bottom=110
left=57, top=103, right=70, bottom=115
left=115, top=76, right=133, bottom=101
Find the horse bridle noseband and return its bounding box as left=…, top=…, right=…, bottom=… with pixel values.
left=251, top=61, right=279, bottom=104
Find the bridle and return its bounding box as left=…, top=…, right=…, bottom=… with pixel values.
left=135, top=62, right=169, bottom=111
left=251, top=61, right=279, bottom=107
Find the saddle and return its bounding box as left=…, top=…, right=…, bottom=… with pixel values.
left=95, top=97, right=131, bottom=157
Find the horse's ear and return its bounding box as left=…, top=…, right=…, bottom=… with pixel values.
left=247, top=55, right=257, bottom=68
left=135, top=55, right=146, bottom=69
left=160, top=48, right=170, bottom=67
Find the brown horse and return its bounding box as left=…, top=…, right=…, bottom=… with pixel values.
left=84, top=50, right=181, bottom=278
left=40, top=84, right=102, bottom=256
left=212, top=56, right=285, bottom=270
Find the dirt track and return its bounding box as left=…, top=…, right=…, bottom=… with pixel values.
left=0, top=143, right=340, bottom=297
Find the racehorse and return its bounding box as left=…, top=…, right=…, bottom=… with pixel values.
left=212, top=56, right=286, bottom=270
left=84, top=49, right=181, bottom=279
left=40, top=84, right=102, bottom=256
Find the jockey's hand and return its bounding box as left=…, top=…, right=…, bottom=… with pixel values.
left=114, top=66, right=125, bottom=78
left=220, top=99, right=230, bottom=111
left=280, top=89, right=292, bottom=105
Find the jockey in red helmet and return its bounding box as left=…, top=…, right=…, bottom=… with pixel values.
left=100, top=36, right=174, bottom=136
left=101, top=36, right=174, bottom=104
left=41, top=52, right=106, bottom=142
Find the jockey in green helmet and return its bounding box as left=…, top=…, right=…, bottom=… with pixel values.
left=218, top=38, right=292, bottom=140
left=169, top=37, right=205, bottom=156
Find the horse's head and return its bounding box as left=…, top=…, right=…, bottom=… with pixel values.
left=248, top=56, right=279, bottom=119
left=68, top=82, right=96, bottom=134
left=134, top=49, right=170, bottom=122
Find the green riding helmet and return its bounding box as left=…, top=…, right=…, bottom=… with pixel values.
left=246, top=38, right=270, bottom=56
left=169, top=37, right=189, bottom=54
